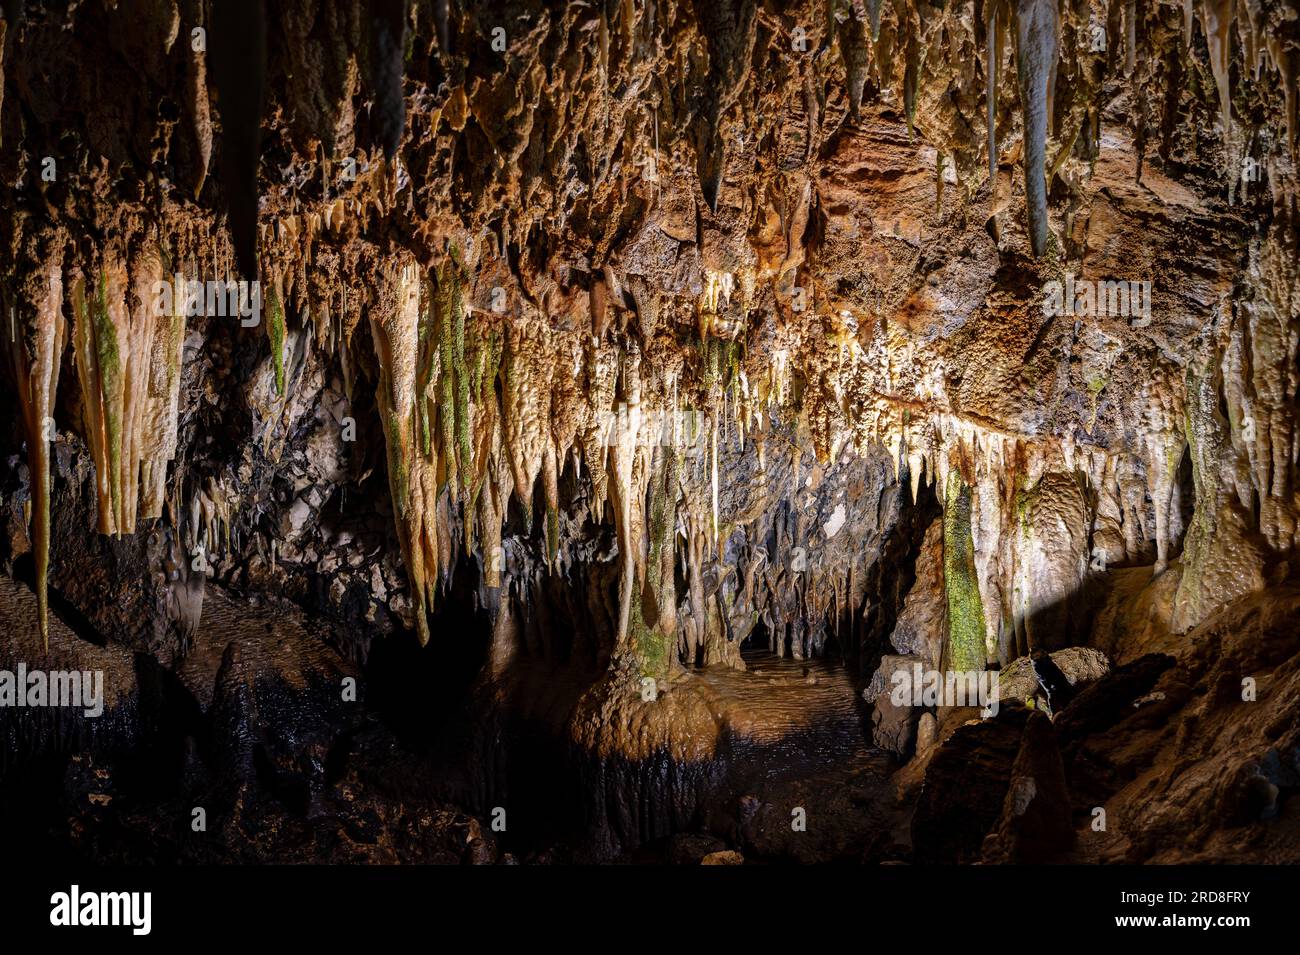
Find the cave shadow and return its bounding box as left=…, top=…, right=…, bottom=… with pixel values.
left=361, top=553, right=494, bottom=750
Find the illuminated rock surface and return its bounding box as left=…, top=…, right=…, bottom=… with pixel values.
left=0, top=0, right=1298, bottom=863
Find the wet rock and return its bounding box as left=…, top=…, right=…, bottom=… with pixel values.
left=0, top=578, right=143, bottom=774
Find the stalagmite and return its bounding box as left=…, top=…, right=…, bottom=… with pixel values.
left=633, top=444, right=678, bottom=676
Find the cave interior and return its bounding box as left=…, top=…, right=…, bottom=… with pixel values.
left=1, top=0, right=1299, bottom=865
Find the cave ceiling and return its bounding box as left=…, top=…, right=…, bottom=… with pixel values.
left=0, top=0, right=1299, bottom=867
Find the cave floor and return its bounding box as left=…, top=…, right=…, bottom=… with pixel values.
left=0, top=573, right=898, bottom=862
left=690, top=648, right=878, bottom=781
left=609, top=650, right=902, bottom=863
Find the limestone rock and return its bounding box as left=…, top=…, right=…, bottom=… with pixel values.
left=981, top=711, right=1075, bottom=864
left=998, top=647, right=1111, bottom=706
left=865, top=654, right=923, bottom=756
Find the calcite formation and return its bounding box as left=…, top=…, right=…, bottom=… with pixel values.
left=3, top=244, right=65, bottom=649
left=0, top=2, right=1293, bottom=662
left=70, top=244, right=187, bottom=537
left=1, top=0, right=1299, bottom=863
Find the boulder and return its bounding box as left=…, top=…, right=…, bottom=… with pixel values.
left=864, top=654, right=923, bottom=755
left=999, top=646, right=1111, bottom=710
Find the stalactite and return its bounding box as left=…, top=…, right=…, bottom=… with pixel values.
left=4, top=258, right=67, bottom=648
left=904, top=30, right=921, bottom=140
left=693, top=0, right=757, bottom=212
left=0, top=13, right=7, bottom=150
left=860, top=0, right=884, bottom=42
left=371, top=0, right=410, bottom=161
left=462, top=315, right=504, bottom=553
left=70, top=248, right=180, bottom=538
left=184, top=0, right=211, bottom=197
left=1123, top=0, right=1137, bottom=76
left=842, top=14, right=871, bottom=120
left=0, top=0, right=1293, bottom=687
left=502, top=315, right=551, bottom=529
left=368, top=259, right=439, bottom=645
left=1200, top=0, right=1236, bottom=138
left=139, top=247, right=186, bottom=520
left=73, top=264, right=126, bottom=535
left=1012, top=0, right=1059, bottom=258
left=1264, top=32, right=1299, bottom=159
left=265, top=272, right=287, bottom=398
left=433, top=261, right=466, bottom=498
left=986, top=0, right=1005, bottom=240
